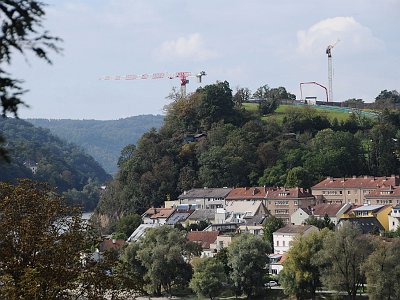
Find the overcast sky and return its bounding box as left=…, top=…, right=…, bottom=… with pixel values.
left=9, top=0, right=400, bottom=120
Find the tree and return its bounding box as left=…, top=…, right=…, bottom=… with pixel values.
left=375, top=90, right=400, bottom=109
left=285, top=166, right=313, bottom=189
left=189, top=258, right=227, bottom=300
left=136, top=226, right=194, bottom=296
left=317, top=222, right=374, bottom=299
left=280, top=229, right=329, bottom=299
left=0, top=180, right=86, bottom=299
left=304, top=215, right=335, bottom=230
left=363, top=239, right=400, bottom=300
left=115, top=213, right=142, bottom=239
left=233, top=87, right=251, bottom=108
left=228, top=234, right=271, bottom=298
left=263, top=216, right=285, bottom=248
left=0, top=1, right=61, bottom=117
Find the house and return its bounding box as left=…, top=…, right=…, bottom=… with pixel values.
left=142, top=207, right=175, bottom=224
left=339, top=205, right=392, bottom=231
left=388, top=206, right=400, bottom=231
left=186, top=231, right=219, bottom=257
left=178, top=187, right=232, bottom=209
left=272, top=225, right=319, bottom=254
left=269, top=254, right=288, bottom=275
left=209, top=235, right=234, bottom=255
left=126, top=223, right=160, bottom=242
left=203, top=222, right=238, bottom=233
left=98, top=239, right=125, bottom=253
left=290, top=203, right=352, bottom=225
left=165, top=204, right=195, bottom=226
left=337, top=217, right=385, bottom=234
left=238, top=214, right=269, bottom=236
left=312, top=175, right=399, bottom=205
left=265, top=188, right=315, bottom=224
left=224, top=200, right=269, bottom=223
left=364, top=185, right=400, bottom=206
left=186, top=209, right=217, bottom=226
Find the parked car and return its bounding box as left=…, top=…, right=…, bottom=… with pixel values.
left=265, top=280, right=278, bottom=287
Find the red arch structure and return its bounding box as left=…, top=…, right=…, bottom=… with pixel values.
left=300, top=82, right=329, bottom=102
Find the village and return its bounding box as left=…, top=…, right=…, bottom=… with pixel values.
left=98, top=175, right=400, bottom=278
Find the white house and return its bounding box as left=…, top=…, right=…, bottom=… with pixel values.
left=273, top=225, right=319, bottom=254
left=389, top=206, right=400, bottom=231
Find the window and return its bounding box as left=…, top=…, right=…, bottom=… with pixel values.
left=283, top=241, right=285, bottom=247
left=347, top=191, right=351, bottom=195
left=276, top=241, right=279, bottom=247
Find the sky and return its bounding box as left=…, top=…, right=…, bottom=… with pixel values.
left=8, top=0, right=400, bottom=120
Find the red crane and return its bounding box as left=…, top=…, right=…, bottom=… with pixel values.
left=100, top=71, right=206, bottom=98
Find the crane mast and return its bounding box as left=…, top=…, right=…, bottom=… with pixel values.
left=326, top=39, right=340, bottom=102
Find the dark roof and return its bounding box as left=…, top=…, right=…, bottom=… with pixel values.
left=312, top=203, right=345, bottom=217
left=312, top=176, right=399, bottom=190
left=187, top=209, right=215, bottom=221
left=274, top=225, right=317, bottom=234
left=338, top=218, right=384, bottom=234
left=166, top=212, right=193, bottom=225
left=179, top=188, right=232, bottom=199
left=243, top=214, right=268, bottom=226
left=99, top=239, right=125, bottom=252
left=186, top=231, right=219, bottom=249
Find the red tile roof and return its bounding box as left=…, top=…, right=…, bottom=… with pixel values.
left=143, top=207, right=175, bottom=219
left=266, top=187, right=313, bottom=199
left=226, top=187, right=273, bottom=200
left=312, top=176, right=399, bottom=190
left=365, top=185, right=400, bottom=198
left=186, top=231, right=219, bottom=249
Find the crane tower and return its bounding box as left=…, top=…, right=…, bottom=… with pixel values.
left=326, top=39, right=340, bottom=102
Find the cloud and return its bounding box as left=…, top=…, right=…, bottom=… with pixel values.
left=154, top=33, right=217, bottom=62
left=297, top=17, right=384, bottom=55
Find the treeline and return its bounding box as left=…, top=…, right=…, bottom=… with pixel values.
left=28, top=115, right=164, bottom=174
left=0, top=117, right=111, bottom=211
left=96, top=81, right=400, bottom=229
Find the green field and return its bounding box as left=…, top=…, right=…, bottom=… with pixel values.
left=243, top=102, right=377, bottom=123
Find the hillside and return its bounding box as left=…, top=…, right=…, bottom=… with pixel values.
left=0, top=117, right=112, bottom=211
left=28, top=115, right=164, bottom=174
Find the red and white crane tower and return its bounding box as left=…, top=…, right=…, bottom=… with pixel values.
left=326, top=39, right=340, bottom=102
left=100, top=71, right=206, bottom=98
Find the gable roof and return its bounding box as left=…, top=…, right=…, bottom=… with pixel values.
left=143, top=207, right=175, bottom=219
left=178, top=188, right=232, bottom=199
left=274, top=224, right=317, bottom=234
left=365, top=185, right=400, bottom=198
left=225, top=200, right=266, bottom=216
left=266, top=187, right=313, bottom=199
left=187, top=209, right=216, bottom=221
left=312, top=175, right=399, bottom=190
left=99, top=239, right=125, bottom=252
left=338, top=218, right=384, bottom=234
left=226, top=187, right=272, bottom=200
left=186, top=231, right=219, bottom=249
left=312, top=203, right=347, bottom=217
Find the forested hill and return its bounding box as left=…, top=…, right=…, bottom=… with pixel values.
left=28, top=115, right=164, bottom=174
left=0, top=117, right=112, bottom=211
left=95, top=81, right=400, bottom=231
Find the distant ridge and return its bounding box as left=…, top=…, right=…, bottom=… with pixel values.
left=28, top=115, right=165, bottom=174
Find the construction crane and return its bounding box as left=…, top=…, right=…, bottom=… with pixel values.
left=300, top=81, right=328, bottom=102
left=100, top=71, right=206, bottom=98
left=326, top=39, right=340, bottom=102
